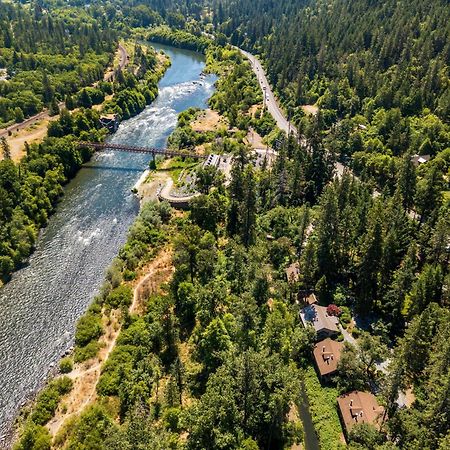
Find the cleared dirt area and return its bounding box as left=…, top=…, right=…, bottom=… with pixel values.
left=245, top=128, right=266, bottom=149
left=3, top=118, right=54, bottom=162
left=1, top=45, right=128, bottom=163
left=47, top=247, right=174, bottom=442
left=191, top=108, right=228, bottom=132
left=301, top=104, right=319, bottom=116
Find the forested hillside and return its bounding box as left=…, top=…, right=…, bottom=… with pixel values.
left=0, top=1, right=115, bottom=125
left=2, top=1, right=449, bottom=449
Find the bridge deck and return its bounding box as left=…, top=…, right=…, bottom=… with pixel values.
left=78, top=141, right=206, bottom=159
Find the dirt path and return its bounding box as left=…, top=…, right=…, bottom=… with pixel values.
left=5, top=118, right=53, bottom=162
left=46, top=248, right=174, bottom=442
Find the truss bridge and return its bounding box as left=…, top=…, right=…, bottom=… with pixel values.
left=77, top=142, right=206, bottom=160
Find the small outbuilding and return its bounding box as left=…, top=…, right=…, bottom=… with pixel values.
left=410, top=154, right=430, bottom=167
left=298, top=290, right=318, bottom=307
left=99, top=113, right=119, bottom=133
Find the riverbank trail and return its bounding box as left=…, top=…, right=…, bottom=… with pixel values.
left=46, top=248, right=174, bottom=441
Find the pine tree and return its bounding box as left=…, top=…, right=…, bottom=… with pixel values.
left=1, top=137, right=11, bottom=160
left=396, top=154, right=416, bottom=210
left=356, top=203, right=383, bottom=314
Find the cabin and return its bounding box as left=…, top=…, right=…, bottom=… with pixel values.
left=99, top=113, right=119, bottom=133
left=300, top=303, right=339, bottom=340
left=298, top=290, right=318, bottom=307
left=313, top=338, right=343, bottom=382
left=337, top=391, right=384, bottom=438
left=410, top=154, right=430, bottom=167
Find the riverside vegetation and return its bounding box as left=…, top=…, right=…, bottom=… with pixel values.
left=0, top=36, right=169, bottom=282
left=2, top=1, right=449, bottom=450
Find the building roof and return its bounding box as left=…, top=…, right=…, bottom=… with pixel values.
left=410, top=154, right=430, bottom=167
left=337, top=391, right=384, bottom=433
left=313, top=338, right=343, bottom=376
left=298, top=290, right=317, bottom=306
left=100, top=113, right=118, bottom=121
left=286, top=262, right=300, bottom=283
left=300, top=303, right=339, bottom=334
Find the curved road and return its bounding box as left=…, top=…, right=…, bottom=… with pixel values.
left=159, top=177, right=200, bottom=206
left=239, top=48, right=346, bottom=177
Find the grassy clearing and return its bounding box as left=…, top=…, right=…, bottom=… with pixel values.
left=157, top=157, right=200, bottom=184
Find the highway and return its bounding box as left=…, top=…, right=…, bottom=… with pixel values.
left=240, top=49, right=297, bottom=136
left=239, top=48, right=347, bottom=178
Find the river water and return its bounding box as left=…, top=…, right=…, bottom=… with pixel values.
left=0, top=43, right=216, bottom=445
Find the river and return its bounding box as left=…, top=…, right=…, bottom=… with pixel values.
left=0, top=43, right=216, bottom=445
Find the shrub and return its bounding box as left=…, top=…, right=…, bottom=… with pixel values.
left=339, top=306, right=352, bottom=327
left=74, top=341, right=100, bottom=363
left=106, top=285, right=133, bottom=309
left=123, top=269, right=137, bottom=281
left=31, top=377, right=73, bottom=425
left=14, top=422, right=51, bottom=450
left=327, top=304, right=342, bottom=317
left=59, top=357, right=73, bottom=374
left=162, top=407, right=181, bottom=432
left=75, top=313, right=102, bottom=347
left=352, top=327, right=361, bottom=338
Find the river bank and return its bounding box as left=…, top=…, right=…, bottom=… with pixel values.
left=0, top=43, right=216, bottom=448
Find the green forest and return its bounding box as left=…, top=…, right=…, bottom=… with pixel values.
left=1, top=0, right=449, bottom=449
left=0, top=1, right=116, bottom=125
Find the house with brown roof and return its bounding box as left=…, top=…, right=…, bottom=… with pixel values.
left=337, top=391, right=384, bottom=438
left=313, top=338, right=343, bottom=381
left=300, top=303, right=339, bottom=340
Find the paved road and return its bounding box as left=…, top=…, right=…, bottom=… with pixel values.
left=239, top=48, right=349, bottom=177
left=240, top=49, right=296, bottom=136
left=159, top=177, right=200, bottom=206
left=104, top=43, right=129, bottom=82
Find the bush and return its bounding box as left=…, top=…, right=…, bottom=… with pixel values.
left=59, top=357, right=73, bottom=374
left=339, top=306, right=352, bottom=327
left=75, top=313, right=103, bottom=347
left=31, top=377, right=73, bottom=425
left=162, top=407, right=181, bottom=432
left=14, top=422, right=51, bottom=450
left=352, top=327, right=361, bottom=338
left=123, top=269, right=137, bottom=281
left=74, top=341, right=100, bottom=363
left=106, top=285, right=133, bottom=309
left=327, top=304, right=342, bottom=316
